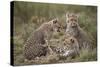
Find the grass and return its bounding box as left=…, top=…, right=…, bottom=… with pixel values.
left=12, top=1, right=97, bottom=66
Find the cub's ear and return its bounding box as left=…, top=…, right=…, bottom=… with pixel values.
left=53, top=18, right=58, bottom=24
left=70, top=38, right=74, bottom=43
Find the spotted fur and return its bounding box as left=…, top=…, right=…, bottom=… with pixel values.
left=24, top=18, right=61, bottom=60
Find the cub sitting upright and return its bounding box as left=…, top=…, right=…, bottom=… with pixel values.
left=24, top=18, right=61, bottom=60
left=65, top=13, right=92, bottom=50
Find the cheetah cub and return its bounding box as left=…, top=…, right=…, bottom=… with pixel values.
left=50, top=34, right=79, bottom=58
left=24, top=18, right=61, bottom=60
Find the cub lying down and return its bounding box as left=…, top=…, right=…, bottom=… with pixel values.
left=50, top=34, right=79, bottom=58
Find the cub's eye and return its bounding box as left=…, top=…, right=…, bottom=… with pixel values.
left=53, top=19, right=57, bottom=24
left=70, top=38, right=74, bottom=43
left=74, top=19, right=77, bottom=22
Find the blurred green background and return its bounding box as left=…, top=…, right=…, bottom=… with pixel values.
left=13, top=1, right=97, bottom=66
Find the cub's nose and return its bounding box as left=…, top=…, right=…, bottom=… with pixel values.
left=71, top=22, right=77, bottom=28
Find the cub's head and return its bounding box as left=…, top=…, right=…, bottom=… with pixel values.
left=63, top=37, right=75, bottom=49
left=50, top=18, right=62, bottom=32
left=62, top=34, right=78, bottom=50
left=66, top=13, right=79, bottom=29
